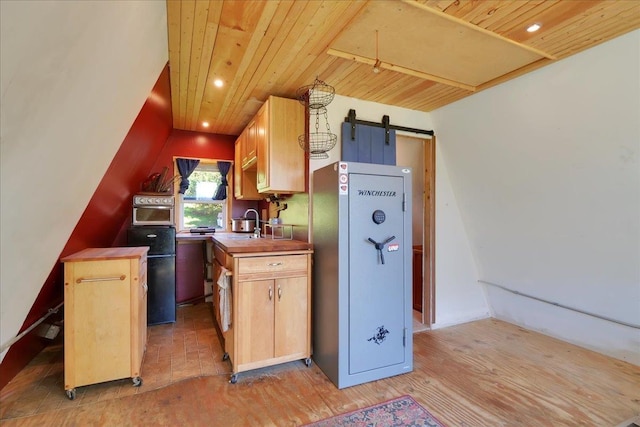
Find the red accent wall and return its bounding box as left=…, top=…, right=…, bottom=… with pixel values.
left=0, top=65, right=174, bottom=390
left=154, top=129, right=235, bottom=167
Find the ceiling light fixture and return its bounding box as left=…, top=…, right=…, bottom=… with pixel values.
left=213, top=79, right=224, bottom=88
left=373, top=30, right=381, bottom=74
left=202, top=122, right=210, bottom=128
left=526, top=23, right=541, bottom=33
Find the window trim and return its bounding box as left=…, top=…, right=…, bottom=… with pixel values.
left=173, top=156, right=234, bottom=232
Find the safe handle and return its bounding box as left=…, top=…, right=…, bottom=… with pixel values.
left=367, top=236, right=396, bottom=265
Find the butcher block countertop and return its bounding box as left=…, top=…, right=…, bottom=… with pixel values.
left=212, top=233, right=312, bottom=255
left=61, top=247, right=149, bottom=262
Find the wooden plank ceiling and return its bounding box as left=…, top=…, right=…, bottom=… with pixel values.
left=166, top=0, right=640, bottom=136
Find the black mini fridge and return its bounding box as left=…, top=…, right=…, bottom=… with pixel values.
left=127, top=226, right=176, bottom=325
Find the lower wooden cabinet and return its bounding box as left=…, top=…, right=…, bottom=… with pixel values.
left=236, top=276, right=308, bottom=366
left=216, top=251, right=312, bottom=383
left=61, top=247, right=148, bottom=400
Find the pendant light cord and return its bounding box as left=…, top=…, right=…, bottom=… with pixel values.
left=373, top=30, right=381, bottom=73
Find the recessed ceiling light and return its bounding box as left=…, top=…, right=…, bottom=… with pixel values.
left=202, top=122, right=210, bottom=128
left=527, top=23, right=541, bottom=33
left=213, top=79, right=224, bottom=88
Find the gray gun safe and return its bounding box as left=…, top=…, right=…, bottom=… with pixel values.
left=312, top=161, right=413, bottom=389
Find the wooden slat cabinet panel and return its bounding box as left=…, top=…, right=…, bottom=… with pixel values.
left=61, top=247, right=148, bottom=399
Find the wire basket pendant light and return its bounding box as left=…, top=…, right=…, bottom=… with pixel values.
left=296, top=77, right=337, bottom=159
left=298, top=107, right=337, bottom=159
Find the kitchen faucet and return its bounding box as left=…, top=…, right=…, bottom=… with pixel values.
left=244, top=208, right=261, bottom=238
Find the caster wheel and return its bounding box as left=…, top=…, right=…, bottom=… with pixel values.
left=229, top=374, right=238, bottom=384
left=222, top=352, right=229, bottom=361
left=66, top=389, right=76, bottom=400
left=132, top=377, right=143, bottom=387
left=304, top=358, right=312, bottom=367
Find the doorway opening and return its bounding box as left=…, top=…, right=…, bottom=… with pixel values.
left=397, top=135, right=435, bottom=332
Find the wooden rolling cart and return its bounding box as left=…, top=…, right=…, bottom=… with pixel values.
left=61, top=247, right=149, bottom=400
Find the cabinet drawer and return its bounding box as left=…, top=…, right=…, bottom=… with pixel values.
left=213, top=244, right=227, bottom=266
left=238, top=255, right=307, bottom=276
left=71, top=259, right=130, bottom=283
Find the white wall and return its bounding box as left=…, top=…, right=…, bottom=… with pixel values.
left=311, top=94, right=489, bottom=328
left=0, top=1, right=169, bottom=361
left=430, top=30, right=640, bottom=364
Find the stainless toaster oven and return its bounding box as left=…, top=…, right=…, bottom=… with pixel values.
left=132, top=194, right=174, bottom=226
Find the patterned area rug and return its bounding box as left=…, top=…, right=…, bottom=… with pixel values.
left=304, top=395, right=446, bottom=427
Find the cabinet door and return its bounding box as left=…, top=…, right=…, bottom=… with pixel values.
left=236, top=279, right=274, bottom=365
left=243, top=120, right=257, bottom=168
left=274, top=276, right=308, bottom=358
left=256, top=96, right=305, bottom=194
left=255, top=101, right=269, bottom=190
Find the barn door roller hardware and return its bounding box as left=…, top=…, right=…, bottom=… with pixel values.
left=345, top=109, right=434, bottom=144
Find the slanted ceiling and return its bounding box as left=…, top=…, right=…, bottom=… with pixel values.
left=166, top=0, right=640, bottom=136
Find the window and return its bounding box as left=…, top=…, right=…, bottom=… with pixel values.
left=176, top=160, right=228, bottom=230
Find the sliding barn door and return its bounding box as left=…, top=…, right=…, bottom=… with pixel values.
left=341, top=122, right=396, bottom=165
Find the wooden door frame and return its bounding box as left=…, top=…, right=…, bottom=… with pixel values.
left=422, top=136, right=436, bottom=326
left=398, top=134, right=436, bottom=327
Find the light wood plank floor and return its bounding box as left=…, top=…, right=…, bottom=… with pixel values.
left=1, top=303, right=638, bottom=426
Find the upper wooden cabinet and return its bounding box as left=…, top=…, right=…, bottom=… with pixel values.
left=234, top=135, right=261, bottom=200
left=254, top=96, right=305, bottom=194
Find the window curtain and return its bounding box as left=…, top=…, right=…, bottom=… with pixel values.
left=213, top=161, right=232, bottom=200
left=176, top=158, right=200, bottom=194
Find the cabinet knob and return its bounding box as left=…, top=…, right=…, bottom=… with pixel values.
left=278, top=285, right=282, bottom=300
left=269, top=286, right=273, bottom=300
